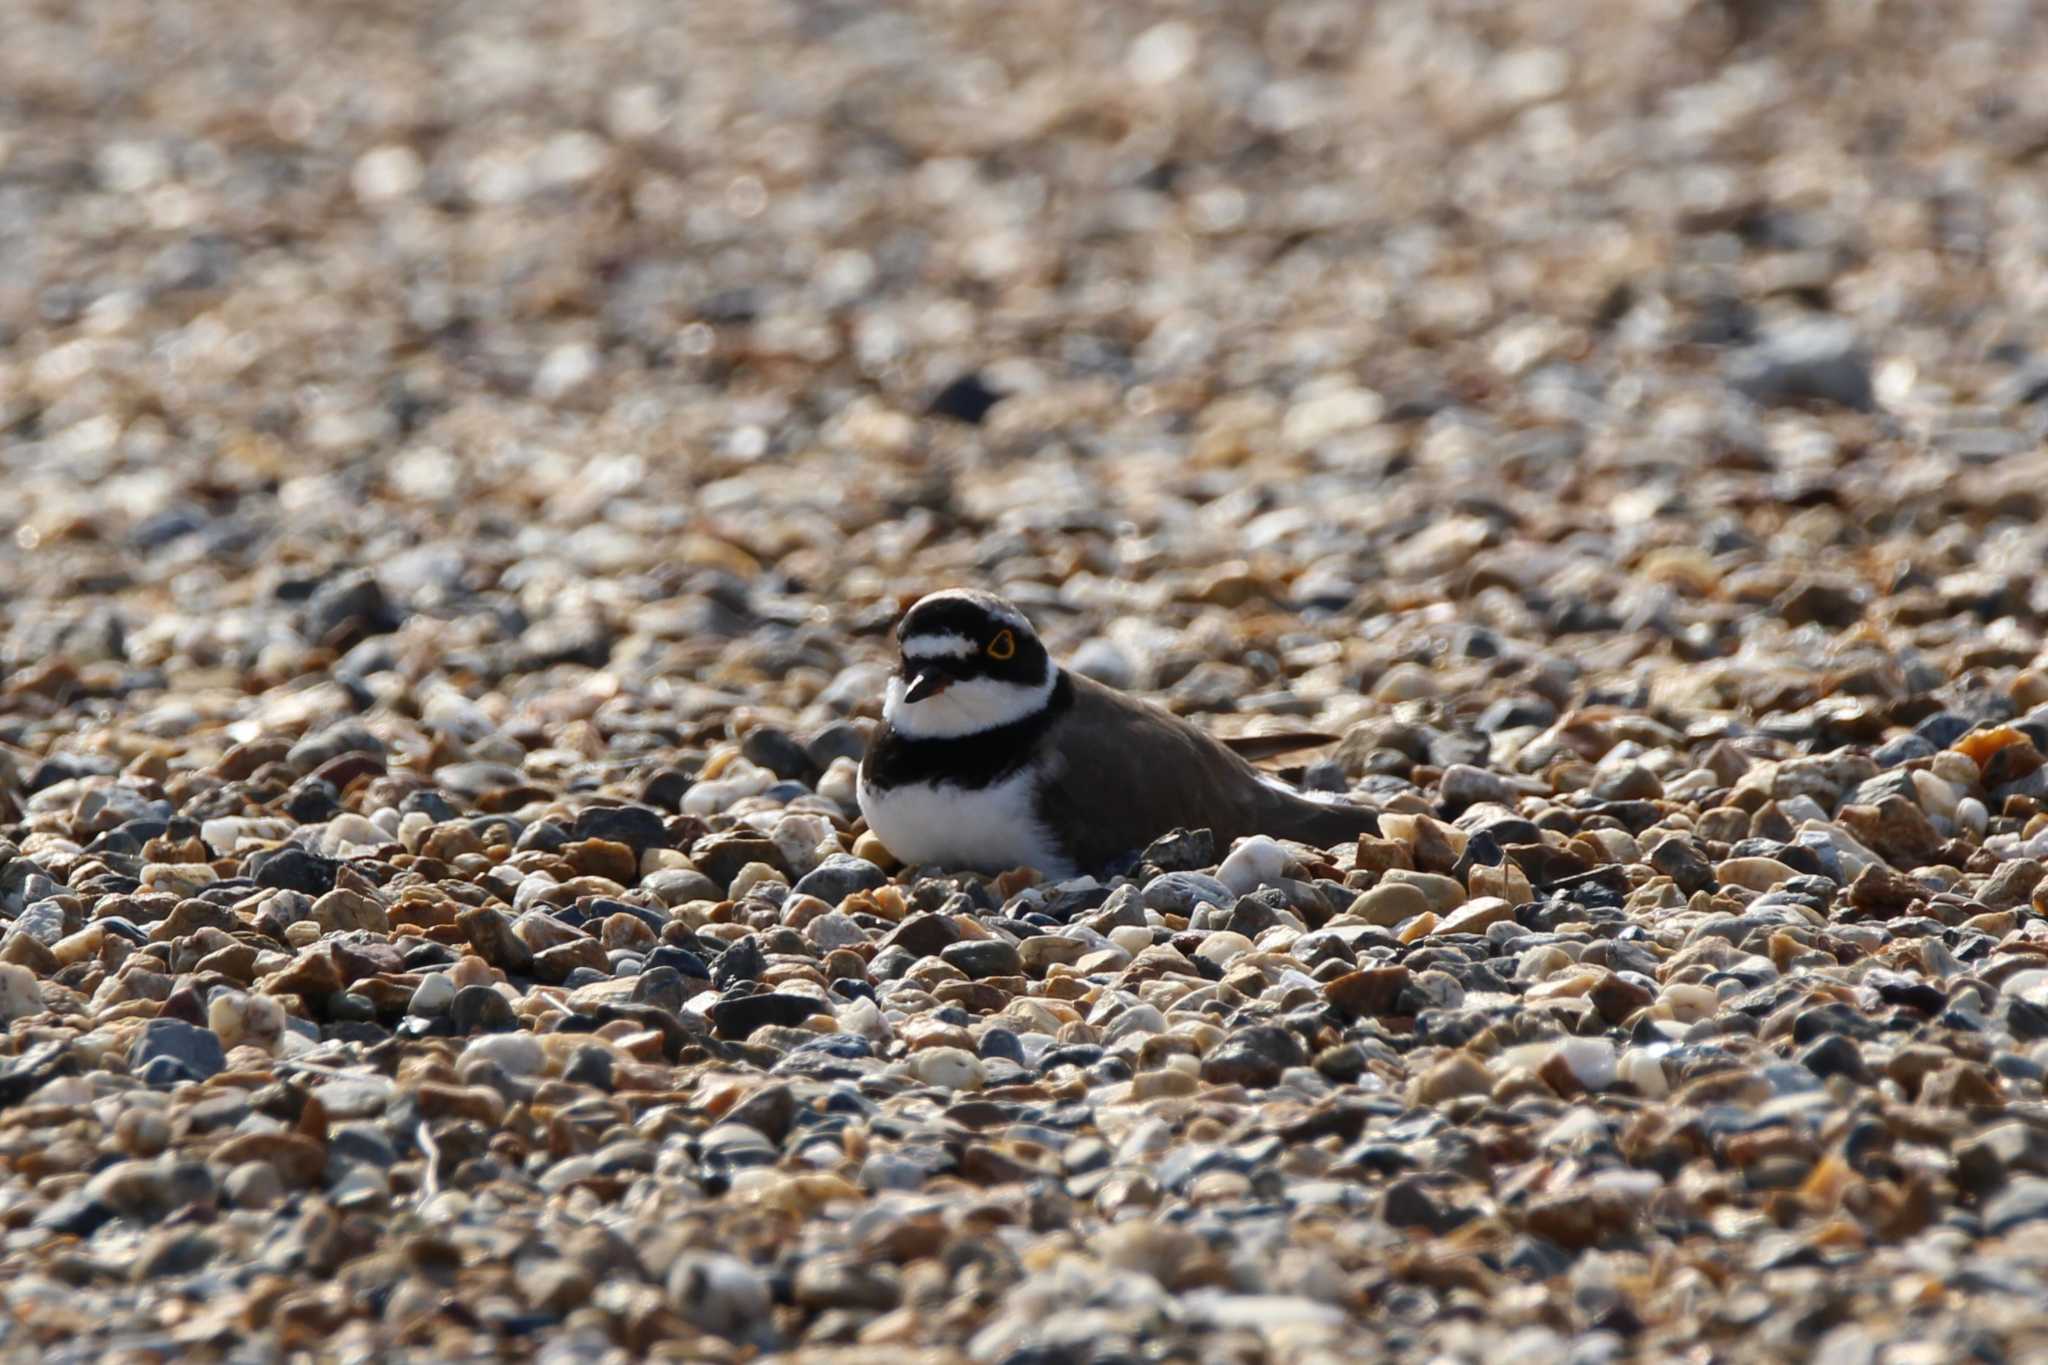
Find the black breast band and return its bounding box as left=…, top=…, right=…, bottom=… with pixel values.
left=861, top=672, right=1074, bottom=791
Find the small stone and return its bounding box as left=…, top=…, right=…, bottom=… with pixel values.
left=712, top=936, right=767, bottom=987
left=1139, top=827, right=1215, bottom=871
left=128, top=1019, right=227, bottom=1084
left=1324, top=966, right=1410, bottom=1016
left=690, top=833, right=789, bottom=891
left=1846, top=863, right=1924, bottom=918
left=1985, top=1177, right=2048, bottom=1235
left=245, top=846, right=342, bottom=897
left=1982, top=858, right=2045, bottom=910
left=1379, top=870, right=1465, bottom=911
left=1217, top=836, right=1295, bottom=894
left=1836, top=797, right=1942, bottom=867
left=1726, top=316, right=1874, bottom=410
left=113, top=1108, right=172, bottom=1158
left=1715, top=856, right=1798, bottom=893
left=459, top=907, right=536, bottom=975
left=561, top=837, right=638, bottom=884
left=0, top=964, right=43, bottom=1022
left=224, top=1160, right=284, bottom=1210
left=449, top=984, right=519, bottom=1034
left=709, top=992, right=825, bottom=1039
left=287, top=719, right=386, bottom=773
left=461, top=1031, right=544, bottom=1077
left=939, top=939, right=1024, bottom=979
left=1433, top=895, right=1514, bottom=936
left=1140, top=872, right=1236, bottom=917
left=1439, top=765, right=1516, bottom=812
left=1646, top=835, right=1717, bottom=895
left=909, top=1047, right=985, bottom=1091
left=1380, top=1176, right=1451, bottom=1233
left=793, top=1255, right=900, bottom=1312
left=1350, top=882, right=1432, bottom=927
left=409, top=972, right=456, bottom=1016
left=666, top=1253, right=771, bottom=1338
left=312, top=887, right=389, bottom=934
left=1373, top=663, right=1439, bottom=702
left=1198, top=1025, right=1306, bottom=1088
left=1018, top=935, right=1089, bottom=974
left=572, top=804, right=669, bottom=856
left=1588, top=972, right=1653, bottom=1026
left=879, top=914, right=962, bottom=957
left=1416, top=1052, right=1493, bottom=1103
left=791, top=854, right=888, bottom=904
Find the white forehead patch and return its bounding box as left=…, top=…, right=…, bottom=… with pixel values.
left=902, top=632, right=979, bottom=660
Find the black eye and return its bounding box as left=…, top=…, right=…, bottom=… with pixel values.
left=987, top=629, right=1016, bottom=660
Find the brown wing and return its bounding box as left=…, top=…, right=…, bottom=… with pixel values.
left=1217, top=730, right=1338, bottom=764
left=1034, top=672, right=1379, bottom=872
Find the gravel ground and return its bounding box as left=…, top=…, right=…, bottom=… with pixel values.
left=5, top=0, right=2048, bottom=1360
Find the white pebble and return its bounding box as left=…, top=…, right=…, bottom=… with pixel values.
left=533, top=342, right=600, bottom=403
left=804, top=912, right=866, bottom=951
left=1127, top=20, right=1197, bottom=86
left=397, top=810, right=435, bottom=852
left=769, top=812, right=837, bottom=876
left=1108, top=925, right=1155, bottom=956
left=1104, top=1004, right=1167, bottom=1043
left=461, top=1032, right=544, bottom=1078
left=410, top=972, right=456, bottom=1016
left=352, top=144, right=424, bottom=203
left=0, top=965, right=43, bottom=1022
left=1217, top=836, right=1293, bottom=895
left=208, top=991, right=252, bottom=1047
left=815, top=757, right=860, bottom=809
left=909, top=1047, right=984, bottom=1092
left=2007, top=970, right=2048, bottom=1007
left=667, top=1252, right=770, bottom=1335
left=681, top=760, right=775, bottom=816
left=242, top=994, right=286, bottom=1047
left=1550, top=1037, right=1617, bottom=1090
left=1192, top=931, right=1254, bottom=967
left=836, top=996, right=889, bottom=1043
left=1514, top=945, right=1575, bottom=981
left=1659, top=982, right=1718, bottom=1023
left=314, top=813, right=388, bottom=856
left=1617, top=1048, right=1671, bottom=1098
left=729, top=862, right=787, bottom=898
left=1957, top=796, right=1989, bottom=839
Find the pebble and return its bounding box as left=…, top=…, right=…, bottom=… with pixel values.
left=1216, top=836, right=1294, bottom=895
left=0, top=965, right=44, bottom=1022
left=461, top=1032, right=545, bottom=1078
left=908, top=1047, right=985, bottom=1091
left=124, top=1020, right=227, bottom=1086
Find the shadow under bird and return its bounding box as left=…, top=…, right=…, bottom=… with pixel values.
left=856, top=589, right=1382, bottom=879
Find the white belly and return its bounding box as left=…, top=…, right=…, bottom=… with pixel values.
left=856, top=763, right=1074, bottom=878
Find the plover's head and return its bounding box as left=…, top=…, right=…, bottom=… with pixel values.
left=885, top=590, right=1055, bottom=738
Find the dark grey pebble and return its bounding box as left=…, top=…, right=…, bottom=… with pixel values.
left=939, top=939, right=1024, bottom=979
left=449, top=984, right=519, bottom=1034
left=128, top=1019, right=227, bottom=1084
left=792, top=854, right=889, bottom=904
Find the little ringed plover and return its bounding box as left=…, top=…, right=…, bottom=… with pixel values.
left=856, top=589, right=1382, bottom=879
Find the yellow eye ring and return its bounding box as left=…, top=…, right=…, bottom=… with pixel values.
left=987, top=629, right=1017, bottom=660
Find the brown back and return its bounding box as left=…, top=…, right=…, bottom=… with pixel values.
left=1033, top=671, right=1379, bottom=872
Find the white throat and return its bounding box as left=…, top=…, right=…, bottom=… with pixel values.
left=884, top=669, right=1056, bottom=739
